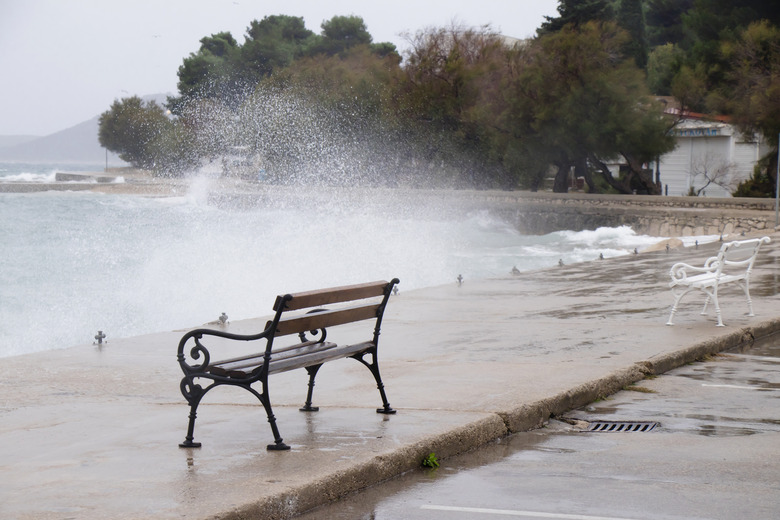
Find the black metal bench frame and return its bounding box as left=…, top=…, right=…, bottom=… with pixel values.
left=176, top=278, right=399, bottom=450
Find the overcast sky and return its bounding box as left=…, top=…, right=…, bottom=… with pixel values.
left=0, top=0, right=559, bottom=136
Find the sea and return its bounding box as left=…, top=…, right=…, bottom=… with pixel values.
left=0, top=162, right=715, bottom=358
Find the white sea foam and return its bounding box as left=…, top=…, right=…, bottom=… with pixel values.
left=0, top=171, right=58, bottom=182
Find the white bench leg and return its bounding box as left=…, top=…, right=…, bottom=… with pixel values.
left=666, top=306, right=677, bottom=326
left=712, top=290, right=724, bottom=326
left=667, top=287, right=697, bottom=326
left=667, top=291, right=687, bottom=326
left=742, top=281, right=756, bottom=316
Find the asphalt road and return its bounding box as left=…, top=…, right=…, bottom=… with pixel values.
left=294, top=336, right=780, bottom=520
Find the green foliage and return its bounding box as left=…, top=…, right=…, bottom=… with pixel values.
left=715, top=21, right=780, bottom=140
left=313, top=15, right=373, bottom=56
left=645, top=0, right=694, bottom=47
left=176, top=32, right=242, bottom=102
left=616, top=0, right=648, bottom=68
left=504, top=21, right=675, bottom=193
left=421, top=452, right=439, bottom=468
left=646, top=43, right=684, bottom=95
left=393, top=23, right=513, bottom=187
left=538, top=0, right=612, bottom=35
left=733, top=169, right=775, bottom=198
left=98, top=96, right=177, bottom=171
left=706, top=20, right=780, bottom=188
left=671, top=64, right=707, bottom=112
left=240, top=15, right=315, bottom=85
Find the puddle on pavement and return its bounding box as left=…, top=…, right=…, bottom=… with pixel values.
left=733, top=330, right=780, bottom=358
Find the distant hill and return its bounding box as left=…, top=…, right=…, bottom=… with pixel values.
left=0, top=93, right=170, bottom=165
left=0, top=116, right=121, bottom=164
left=0, top=135, right=39, bottom=148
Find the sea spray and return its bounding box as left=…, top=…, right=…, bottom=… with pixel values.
left=0, top=180, right=705, bottom=358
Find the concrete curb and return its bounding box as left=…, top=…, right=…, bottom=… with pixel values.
left=218, top=415, right=508, bottom=520
left=498, top=364, right=648, bottom=434
left=640, top=318, right=780, bottom=375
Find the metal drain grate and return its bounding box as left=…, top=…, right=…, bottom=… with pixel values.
left=587, top=421, right=659, bottom=432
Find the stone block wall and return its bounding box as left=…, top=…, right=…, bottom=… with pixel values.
left=443, top=191, right=778, bottom=237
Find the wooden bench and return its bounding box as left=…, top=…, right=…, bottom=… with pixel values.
left=666, top=237, right=770, bottom=327
left=176, top=278, right=399, bottom=450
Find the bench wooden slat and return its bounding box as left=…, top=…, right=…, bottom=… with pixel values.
left=208, top=341, right=373, bottom=378
left=274, top=303, right=381, bottom=337
left=275, top=280, right=389, bottom=311
left=205, top=339, right=307, bottom=367
left=208, top=341, right=336, bottom=371
left=268, top=342, right=374, bottom=375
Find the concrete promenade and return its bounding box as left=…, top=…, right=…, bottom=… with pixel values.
left=2, top=232, right=780, bottom=519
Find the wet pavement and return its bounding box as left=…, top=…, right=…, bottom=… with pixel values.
left=2, top=233, right=780, bottom=519
left=294, top=339, right=780, bottom=520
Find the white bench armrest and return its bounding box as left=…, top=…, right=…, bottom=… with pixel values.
left=669, top=261, right=718, bottom=285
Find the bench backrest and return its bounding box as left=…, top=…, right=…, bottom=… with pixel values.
left=267, top=279, right=399, bottom=340
left=715, top=237, right=770, bottom=276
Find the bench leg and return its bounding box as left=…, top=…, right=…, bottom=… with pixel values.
left=179, top=377, right=205, bottom=448
left=742, top=281, right=756, bottom=316
left=248, top=386, right=291, bottom=451
left=709, top=288, right=724, bottom=326
left=300, top=364, right=322, bottom=412
left=264, top=411, right=291, bottom=451
left=666, top=290, right=689, bottom=326
left=351, top=351, right=396, bottom=415
left=179, top=402, right=202, bottom=448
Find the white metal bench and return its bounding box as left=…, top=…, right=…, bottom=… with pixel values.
left=666, top=236, right=770, bottom=327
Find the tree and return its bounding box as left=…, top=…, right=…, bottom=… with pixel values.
left=538, top=0, right=612, bottom=35
left=397, top=23, right=513, bottom=187
left=616, top=0, right=648, bottom=68
left=688, top=151, right=736, bottom=195
left=504, top=22, right=675, bottom=193
left=308, top=15, right=373, bottom=56
left=645, top=0, right=694, bottom=47
left=670, top=64, right=707, bottom=112
left=710, top=20, right=780, bottom=195
left=646, top=43, right=685, bottom=95
left=175, top=32, right=242, bottom=103
left=98, top=96, right=173, bottom=170
left=240, top=15, right=315, bottom=84
left=715, top=21, right=780, bottom=143
left=681, top=0, right=780, bottom=87
left=247, top=45, right=405, bottom=185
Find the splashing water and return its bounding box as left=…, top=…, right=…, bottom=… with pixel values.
left=0, top=173, right=683, bottom=358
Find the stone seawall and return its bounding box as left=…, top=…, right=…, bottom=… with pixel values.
left=425, top=191, right=779, bottom=237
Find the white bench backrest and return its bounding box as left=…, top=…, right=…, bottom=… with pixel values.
left=715, top=237, right=770, bottom=276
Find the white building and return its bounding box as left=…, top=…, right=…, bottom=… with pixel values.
left=657, top=118, right=770, bottom=197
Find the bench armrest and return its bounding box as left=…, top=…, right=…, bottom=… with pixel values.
left=669, top=260, right=719, bottom=284
left=177, top=327, right=272, bottom=374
